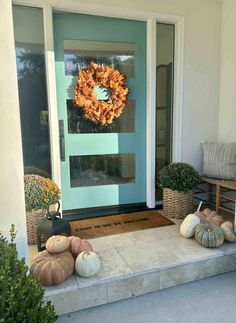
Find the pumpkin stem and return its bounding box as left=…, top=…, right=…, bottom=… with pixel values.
left=82, top=251, right=91, bottom=259
left=197, top=201, right=203, bottom=212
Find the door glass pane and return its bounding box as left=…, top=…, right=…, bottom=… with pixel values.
left=64, top=39, right=135, bottom=77
left=13, top=6, right=51, bottom=177
left=67, top=99, right=135, bottom=133
left=70, top=154, right=135, bottom=187
left=156, top=23, right=174, bottom=201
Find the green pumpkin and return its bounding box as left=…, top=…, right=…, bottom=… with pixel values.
left=195, top=223, right=224, bottom=248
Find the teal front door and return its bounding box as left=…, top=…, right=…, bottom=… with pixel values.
left=54, top=13, right=146, bottom=212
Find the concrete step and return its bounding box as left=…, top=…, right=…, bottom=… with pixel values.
left=44, top=223, right=236, bottom=315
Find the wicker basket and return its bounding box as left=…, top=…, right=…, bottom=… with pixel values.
left=26, top=209, right=46, bottom=244
left=163, top=188, right=194, bottom=219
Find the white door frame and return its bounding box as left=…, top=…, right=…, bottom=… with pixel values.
left=12, top=0, right=184, bottom=209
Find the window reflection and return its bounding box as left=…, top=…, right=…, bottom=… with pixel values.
left=156, top=23, right=174, bottom=200
left=13, top=6, right=51, bottom=176
left=64, top=39, right=135, bottom=77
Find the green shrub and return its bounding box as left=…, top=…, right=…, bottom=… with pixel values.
left=158, top=162, right=201, bottom=193
left=0, top=225, right=57, bottom=322
left=24, top=166, right=50, bottom=179
left=24, top=175, right=61, bottom=212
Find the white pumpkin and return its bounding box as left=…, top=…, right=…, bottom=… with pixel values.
left=75, top=251, right=101, bottom=278
left=180, top=213, right=200, bottom=238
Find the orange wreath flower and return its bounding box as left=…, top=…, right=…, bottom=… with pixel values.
left=74, top=62, right=129, bottom=126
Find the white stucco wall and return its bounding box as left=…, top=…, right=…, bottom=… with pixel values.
left=83, top=0, right=222, bottom=170
left=0, top=0, right=28, bottom=261
left=218, top=0, right=236, bottom=142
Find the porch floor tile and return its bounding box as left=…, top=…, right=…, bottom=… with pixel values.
left=90, top=233, right=135, bottom=252
left=75, top=248, right=133, bottom=288
left=160, top=236, right=224, bottom=263
left=115, top=242, right=182, bottom=273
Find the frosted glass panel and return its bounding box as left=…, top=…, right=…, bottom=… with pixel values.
left=64, top=39, right=135, bottom=77
left=70, top=154, right=135, bottom=187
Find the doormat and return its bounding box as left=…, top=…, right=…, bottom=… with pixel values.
left=69, top=210, right=174, bottom=239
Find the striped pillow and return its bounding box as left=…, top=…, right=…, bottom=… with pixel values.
left=202, top=142, right=236, bottom=180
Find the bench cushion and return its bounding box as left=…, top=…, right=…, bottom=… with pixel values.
left=202, top=142, right=236, bottom=180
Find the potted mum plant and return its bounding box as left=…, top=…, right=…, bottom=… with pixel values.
left=24, top=175, right=60, bottom=244
left=24, top=165, right=49, bottom=178
left=158, top=162, right=201, bottom=219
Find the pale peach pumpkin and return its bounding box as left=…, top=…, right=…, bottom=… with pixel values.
left=195, top=208, right=224, bottom=226
left=220, top=221, right=236, bottom=242
left=68, top=236, right=93, bottom=258
left=30, top=250, right=74, bottom=285
left=46, top=235, right=70, bottom=254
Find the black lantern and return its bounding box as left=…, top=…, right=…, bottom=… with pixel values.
left=37, top=202, right=71, bottom=251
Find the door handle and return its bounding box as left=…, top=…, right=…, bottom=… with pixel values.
left=59, top=120, right=65, bottom=161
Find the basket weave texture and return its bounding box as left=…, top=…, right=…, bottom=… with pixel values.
left=26, top=209, right=45, bottom=244
left=163, top=188, right=194, bottom=219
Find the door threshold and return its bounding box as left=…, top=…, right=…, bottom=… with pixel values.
left=63, top=203, right=162, bottom=221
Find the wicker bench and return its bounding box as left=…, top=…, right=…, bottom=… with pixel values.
left=201, top=177, right=236, bottom=213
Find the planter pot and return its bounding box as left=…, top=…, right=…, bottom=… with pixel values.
left=163, top=188, right=194, bottom=219
left=26, top=209, right=46, bottom=244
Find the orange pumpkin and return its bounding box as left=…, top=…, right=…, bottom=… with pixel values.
left=30, top=250, right=74, bottom=286
left=69, top=236, right=93, bottom=258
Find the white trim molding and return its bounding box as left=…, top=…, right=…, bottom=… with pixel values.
left=12, top=0, right=184, bottom=209
left=146, top=15, right=184, bottom=207
left=172, top=17, right=184, bottom=162
left=43, top=4, right=61, bottom=190
left=146, top=19, right=157, bottom=208
left=13, top=0, right=183, bottom=22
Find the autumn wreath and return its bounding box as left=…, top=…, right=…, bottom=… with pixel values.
left=74, top=62, right=129, bottom=126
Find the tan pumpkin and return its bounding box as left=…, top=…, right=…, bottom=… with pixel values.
left=195, top=208, right=224, bottom=226
left=46, top=235, right=70, bottom=254
left=68, top=236, right=93, bottom=258
left=210, top=215, right=225, bottom=226
left=30, top=250, right=74, bottom=285
left=202, top=208, right=212, bottom=217
left=207, top=210, right=218, bottom=219
left=220, top=221, right=236, bottom=242
left=194, top=211, right=207, bottom=222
